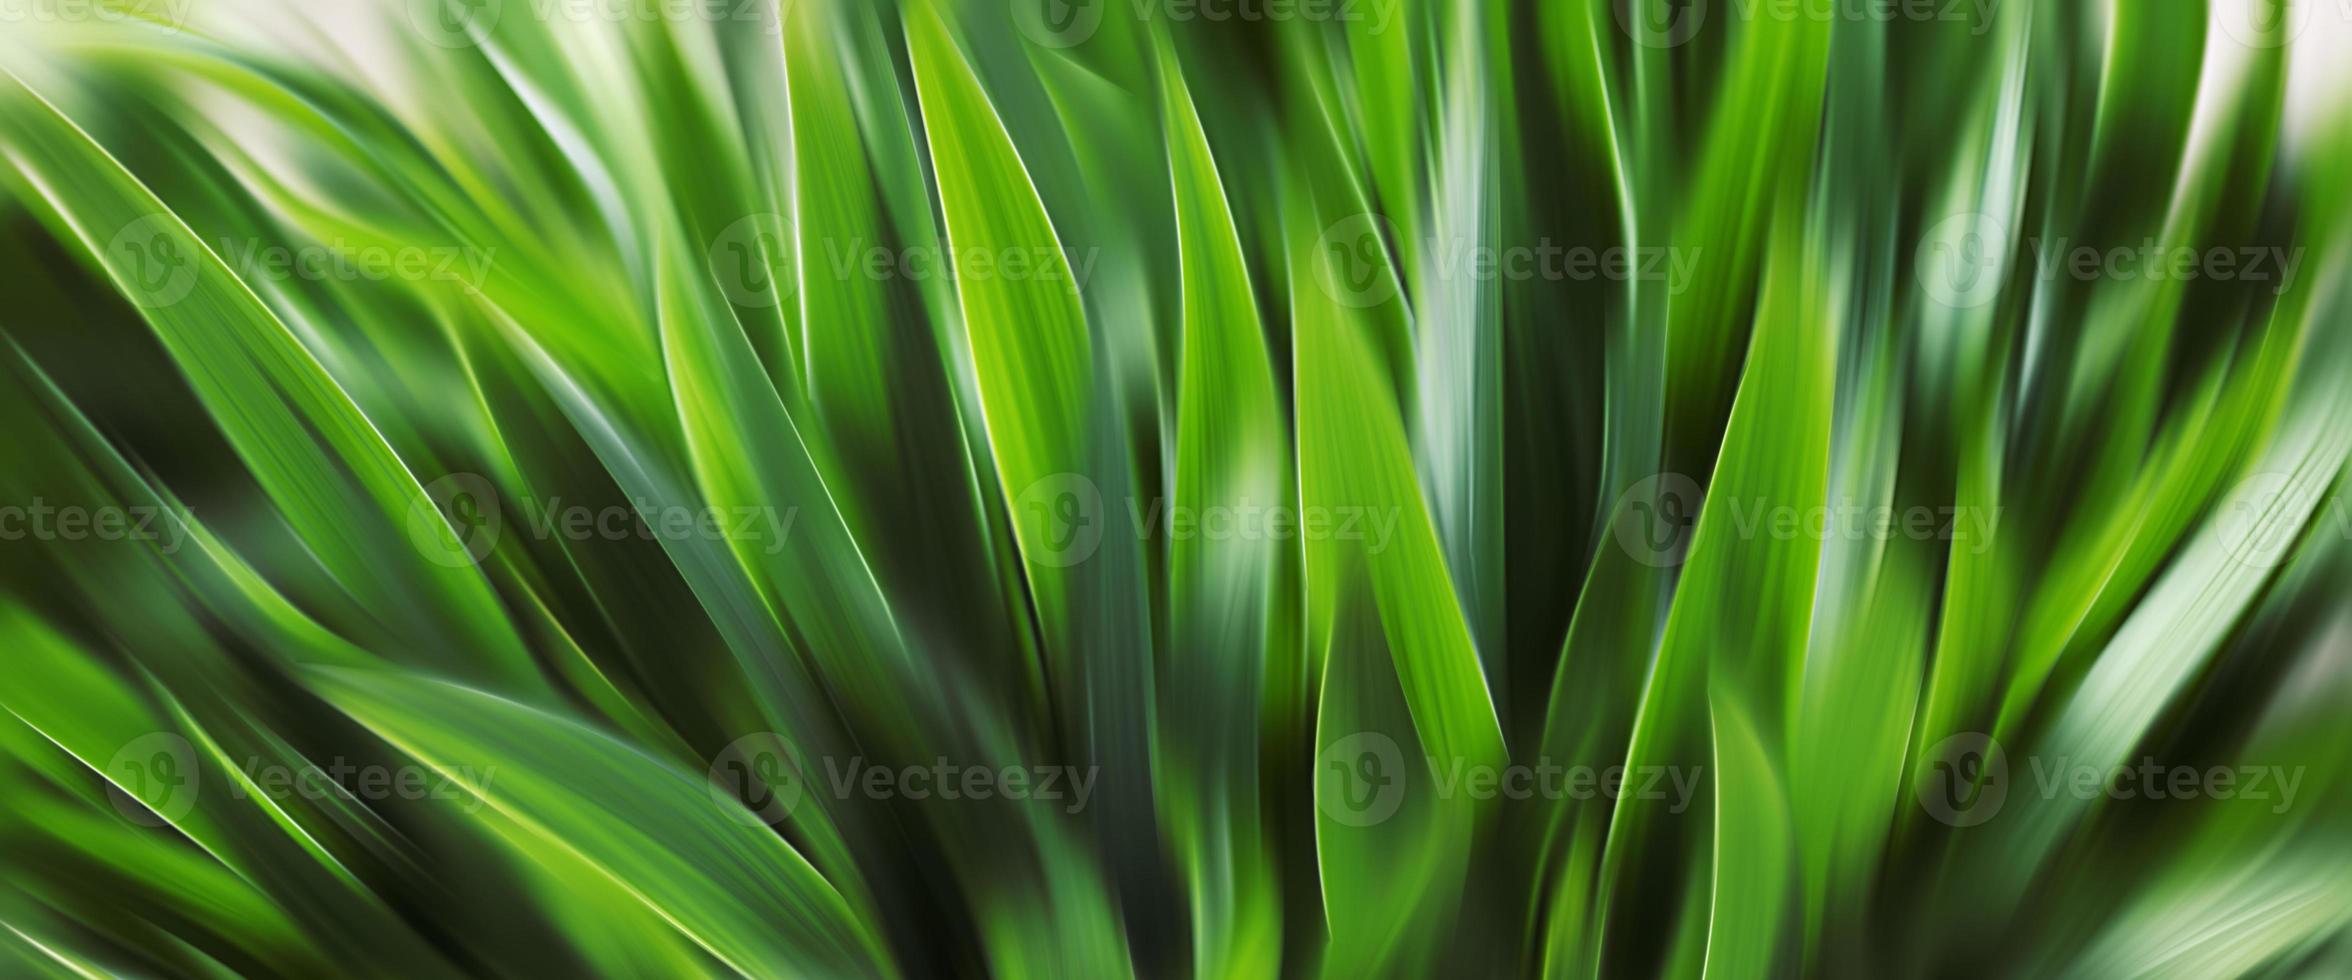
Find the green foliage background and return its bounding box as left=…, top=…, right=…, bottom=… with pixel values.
left=2, top=0, right=2350, bottom=976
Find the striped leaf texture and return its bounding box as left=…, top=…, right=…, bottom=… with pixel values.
left=3, top=1, right=2350, bottom=977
